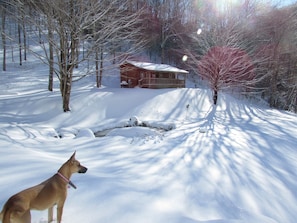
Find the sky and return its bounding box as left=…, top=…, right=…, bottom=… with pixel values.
left=272, top=0, right=297, bottom=7
left=213, top=0, right=296, bottom=14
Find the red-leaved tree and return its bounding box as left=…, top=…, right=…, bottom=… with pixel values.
left=198, top=46, right=254, bottom=105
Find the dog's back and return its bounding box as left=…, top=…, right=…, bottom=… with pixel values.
left=0, top=184, right=43, bottom=223
left=0, top=207, right=3, bottom=222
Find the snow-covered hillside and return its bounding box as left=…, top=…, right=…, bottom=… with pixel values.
left=0, top=57, right=296, bottom=223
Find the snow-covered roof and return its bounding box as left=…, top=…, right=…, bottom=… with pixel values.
left=123, top=60, right=188, bottom=74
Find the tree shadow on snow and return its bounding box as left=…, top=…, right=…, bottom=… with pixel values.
left=155, top=97, right=297, bottom=222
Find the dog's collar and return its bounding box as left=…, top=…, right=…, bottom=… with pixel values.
left=57, top=172, right=77, bottom=189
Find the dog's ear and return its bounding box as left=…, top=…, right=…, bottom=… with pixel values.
left=69, top=151, right=76, bottom=161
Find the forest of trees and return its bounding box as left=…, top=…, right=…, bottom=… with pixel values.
left=0, top=0, right=296, bottom=112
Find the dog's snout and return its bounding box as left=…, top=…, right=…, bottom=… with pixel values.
left=79, top=166, right=88, bottom=173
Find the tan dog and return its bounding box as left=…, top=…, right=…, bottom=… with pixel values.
left=0, top=152, right=87, bottom=223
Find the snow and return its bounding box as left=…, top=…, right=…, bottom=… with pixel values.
left=124, top=60, right=189, bottom=74
left=0, top=55, right=297, bottom=223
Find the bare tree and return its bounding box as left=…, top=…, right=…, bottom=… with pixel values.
left=12, top=0, right=145, bottom=112
left=141, top=0, right=188, bottom=64
left=253, top=5, right=297, bottom=110
left=256, top=9, right=287, bottom=106
left=1, top=0, right=24, bottom=70
left=87, top=0, right=146, bottom=87
left=0, top=1, right=7, bottom=71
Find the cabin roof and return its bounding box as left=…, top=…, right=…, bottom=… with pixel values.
left=122, top=60, right=189, bottom=74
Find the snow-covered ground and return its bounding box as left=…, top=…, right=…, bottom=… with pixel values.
left=0, top=55, right=297, bottom=223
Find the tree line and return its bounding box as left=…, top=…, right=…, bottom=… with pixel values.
left=1, top=0, right=296, bottom=112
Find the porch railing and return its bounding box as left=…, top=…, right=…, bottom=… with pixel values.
left=138, top=78, right=185, bottom=88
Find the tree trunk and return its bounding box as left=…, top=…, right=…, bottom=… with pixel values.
left=61, top=0, right=76, bottom=112
left=95, top=47, right=99, bottom=88
left=268, top=51, right=279, bottom=108
left=95, top=46, right=104, bottom=88
left=38, top=18, right=42, bottom=44
left=99, top=47, right=103, bottom=87
left=48, top=15, right=54, bottom=91
left=62, top=65, right=73, bottom=112
left=161, top=46, right=165, bottom=64
left=22, top=17, right=27, bottom=61
left=59, top=29, right=72, bottom=112
left=1, top=6, right=6, bottom=71
left=213, top=89, right=218, bottom=105
left=18, top=23, right=22, bottom=66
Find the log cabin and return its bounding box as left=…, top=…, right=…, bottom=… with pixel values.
left=120, top=60, right=188, bottom=88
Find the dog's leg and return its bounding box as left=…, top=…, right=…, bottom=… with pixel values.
left=48, top=206, right=53, bottom=223
left=10, top=210, right=31, bottom=223
left=56, top=203, right=65, bottom=223
left=22, top=210, right=31, bottom=223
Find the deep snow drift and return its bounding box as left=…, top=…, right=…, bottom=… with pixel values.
left=0, top=57, right=297, bottom=223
